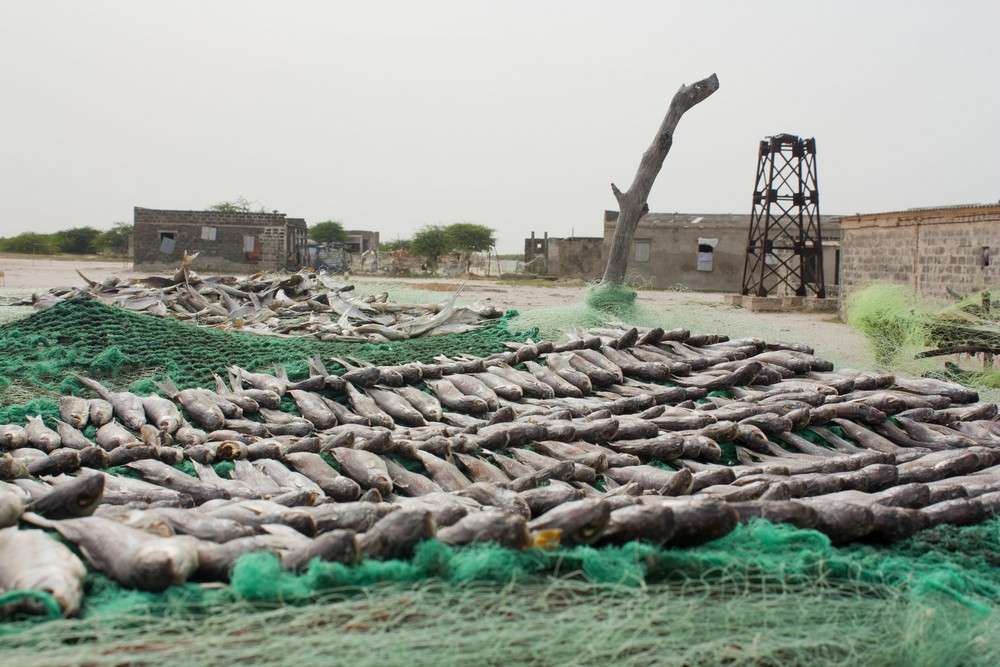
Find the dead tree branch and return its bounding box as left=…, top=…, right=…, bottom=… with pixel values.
left=601, top=73, right=720, bottom=284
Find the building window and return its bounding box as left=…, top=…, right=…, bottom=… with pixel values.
left=158, top=231, right=176, bottom=255
left=697, top=237, right=718, bottom=272
left=244, top=235, right=261, bottom=259
left=201, top=226, right=217, bottom=241
left=982, top=246, right=992, bottom=268
left=634, top=241, right=651, bottom=263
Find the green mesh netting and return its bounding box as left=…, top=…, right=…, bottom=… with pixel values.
left=845, top=283, right=1000, bottom=401
left=845, top=283, right=934, bottom=366
left=4, top=519, right=1000, bottom=665
left=0, top=297, right=536, bottom=423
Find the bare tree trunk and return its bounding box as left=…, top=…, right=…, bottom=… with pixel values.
left=601, top=74, right=720, bottom=284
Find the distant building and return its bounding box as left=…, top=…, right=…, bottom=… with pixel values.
left=602, top=211, right=841, bottom=292
left=524, top=232, right=604, bottom=280
left=133, top=207, right=308, bottom=272
left=344, top=230, right=379, bottom=254
left=839, top=203, right=1000, bottom=301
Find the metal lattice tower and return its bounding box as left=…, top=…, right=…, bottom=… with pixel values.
left=740, top=134, right=825, bottom=298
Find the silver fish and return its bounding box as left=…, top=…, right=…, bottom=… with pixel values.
left=59, top=396, right=90, bottom=429
left=23, top=514, right=199, bottom=592
left=75, top=376, right=147, bottom=431
left=24, top=415, right=61, bottom=453
left=0, top=424, right=28, bottom=449
left=0, top=527, right=87, bottom=616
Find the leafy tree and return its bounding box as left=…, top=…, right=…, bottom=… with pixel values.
left=54, top=226, right=101, bottom=254
left=207, top=197, right=267, bottom=213
left=0, top=232, right=56, bottom=254
left=93, top=222, right=132, bottom=256
left=380, top=238, right=410, bottom=252
left=310, top=220, right=348, bottom=244
left=447, top=222, right=495, bottom=271
left=409, top=225, right=452, bottom=269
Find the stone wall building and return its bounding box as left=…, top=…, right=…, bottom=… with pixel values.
left=839, top=203, right=1000, bottom=302
left=133, top=207, right=308, bottom=272
left=602, top=211, right=841, bottom=292
left=524, top=232, right=604, bottom=280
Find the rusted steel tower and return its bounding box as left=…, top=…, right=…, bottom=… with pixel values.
left=740, top=134, right=825, bottom=298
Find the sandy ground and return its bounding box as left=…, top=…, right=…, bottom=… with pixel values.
left=0, top=256, right=877, bottom=371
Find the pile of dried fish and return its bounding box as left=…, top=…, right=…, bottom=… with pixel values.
left=3, top=323, right=1000, bottom=617
left=17, top=256, right=502, bottom=342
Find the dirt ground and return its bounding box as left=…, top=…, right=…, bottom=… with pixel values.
left=0, top=256, right=877, bottom=371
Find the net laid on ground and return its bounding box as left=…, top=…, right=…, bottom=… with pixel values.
left=4, top=519, right=1000, bottom=666
left=0, top=296, right=535, bottom=423
left=4, top=281, right=1000, bottom=666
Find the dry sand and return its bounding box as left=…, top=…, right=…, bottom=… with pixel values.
left=0, top=256, right=877, bottom=371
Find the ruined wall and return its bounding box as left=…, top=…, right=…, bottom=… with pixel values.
left=840, top=205, right=1000, bottom=302
left=546, top=238, right=604, bottom=281
left=134, top=207, right=307, bottom=272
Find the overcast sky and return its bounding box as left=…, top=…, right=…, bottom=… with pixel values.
left=2, top=1, right=997, bottom=252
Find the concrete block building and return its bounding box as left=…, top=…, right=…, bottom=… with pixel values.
left=839, top=203, right=1000, bottom=302
left=601, top=211, right=841, bottom=292
left=133, top=207, right=308, bottom=272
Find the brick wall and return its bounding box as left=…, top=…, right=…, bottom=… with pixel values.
left=840, top=205, right=1000, bottom=302
left=133, top=207, right=308, bottom=272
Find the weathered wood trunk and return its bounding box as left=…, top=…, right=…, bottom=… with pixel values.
left=601, top=74, right=720, bottom=285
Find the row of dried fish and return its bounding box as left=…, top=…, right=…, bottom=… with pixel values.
left=6, top=440, right=1000, bottom=618
left=3, top=323, right=1000, bottom=618
left=19, top=259, right=501, bottom=341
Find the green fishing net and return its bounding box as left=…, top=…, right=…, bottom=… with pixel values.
left=4, top=519, right=1000, bottom=666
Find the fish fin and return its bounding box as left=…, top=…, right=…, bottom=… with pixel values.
left=152, top=377, right=179, bottom=398
left=73, top=374, right=111, bottom=400
left=328, top=356, right=357, bottom=371
left=307, top=354, right=329, bottom=377
left=212, top=373, right=228, bottom=394
left=75, top=269, right=99, bottom=288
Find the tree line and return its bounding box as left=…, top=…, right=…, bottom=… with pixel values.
left=381, top=223, right=495, bottom=271
left=0, top=223, right=131, bottom=256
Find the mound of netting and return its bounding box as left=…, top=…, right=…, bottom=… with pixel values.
left=0, top=296, right=535, bottom=422
left=846, top=283, right=1000, bottom=388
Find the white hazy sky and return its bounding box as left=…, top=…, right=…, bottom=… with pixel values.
left=2, top=1, right=997, bottom=252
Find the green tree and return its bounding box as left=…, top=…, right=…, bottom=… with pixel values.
left=380, top=238, right=410, bottom=252
left=93, top=222, right=132, bottom=256
left=446, top=222, right=495, bottom=272
left=207, top=197, right=266, bottom=213
left=53, top=226, right=101, bottom=254
left=310, top=220, right=348, bottom=243
left=0, top=232, right=57, bottom=254
left=409, top=225, right=452, bottom=270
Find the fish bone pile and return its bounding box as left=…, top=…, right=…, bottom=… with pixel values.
left=3, top=323, right=1000, bottom=617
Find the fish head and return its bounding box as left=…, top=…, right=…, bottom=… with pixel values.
left=67, top=474, right=106, bottom=518
left=132, top=538, right=199, bottom=592
left=12, top=567, right=84, bottom=617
